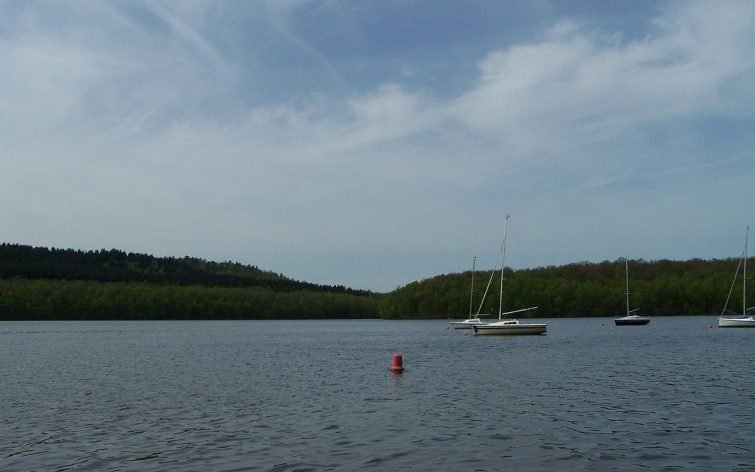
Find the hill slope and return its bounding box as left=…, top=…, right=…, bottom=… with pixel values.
left=380, top=258, right=744, bottom=318
left=0, top=243, right=369, bottom=294
left=0, top=243, right=378, bottom=320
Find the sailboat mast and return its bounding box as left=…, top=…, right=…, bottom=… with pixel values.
left=625, top=258, right=630, bottom=317
left=744, top=226, right=749, bottom=316
left=499, top=215, right=510, bottom=321
left=469, top=256, right=476, bottom=318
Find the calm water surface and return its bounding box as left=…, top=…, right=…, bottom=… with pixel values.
left=1, top=317, right=753, bottom=471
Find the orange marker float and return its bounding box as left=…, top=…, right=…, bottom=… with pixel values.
left=389, top=354, right=404, bottom=373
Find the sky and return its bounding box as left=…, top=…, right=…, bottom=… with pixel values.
left=2, top=0, right=755, bottom=292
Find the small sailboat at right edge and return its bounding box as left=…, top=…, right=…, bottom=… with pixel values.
left=718, top=226, right=755, bottom=328
left=614, top=258, right=650, bottom=326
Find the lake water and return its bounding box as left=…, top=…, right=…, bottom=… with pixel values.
left=1, top=317, right=753, bottom=471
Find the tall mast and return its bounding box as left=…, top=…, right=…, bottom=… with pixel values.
left=469, top=256, right=476, bottom=318
left=625, top=258, right=630, bottom=317
left=744, top=226, right=749, bottom=316
left=499, top=215, right=510, bottom=320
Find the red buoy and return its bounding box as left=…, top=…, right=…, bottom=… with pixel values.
left=390, top=354, right=404, bottom=373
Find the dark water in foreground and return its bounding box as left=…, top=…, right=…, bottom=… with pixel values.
left=1, top=317, right=753, bottom=471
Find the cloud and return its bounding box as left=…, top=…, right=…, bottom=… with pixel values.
left=1, top=1, right=755, bottom=290
left=453, top=4, right=755, bottom=164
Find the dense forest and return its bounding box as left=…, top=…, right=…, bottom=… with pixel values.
left=0, top=244, right=379, bottom=320
left=0, top=244, right=369, bottom=294
left=380, top=258, right=748, bottom=318
left=1, top=244, right=748, bottom=320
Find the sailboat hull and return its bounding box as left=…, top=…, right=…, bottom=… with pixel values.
left=472, top=322, right=547, bottom=335
left=614, top=316, right=650, bottom=326
left=718, top=317, right=755, bottom=328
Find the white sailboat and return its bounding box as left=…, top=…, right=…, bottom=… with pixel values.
left=718, top=226, right=755, bottom=328
left=614, top=258, right=650, bottom=326
left=448, top=257, right=489, bottom=329
left=473, top=216, right=546, bottom=336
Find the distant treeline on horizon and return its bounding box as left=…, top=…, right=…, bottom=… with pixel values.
left=0, top=243, right=369, bottom=294
left=381, top=257, right=749, bottom=319
left=0, top=243, right=747, bottom=320
left=0, top=243, right=379, bottom=320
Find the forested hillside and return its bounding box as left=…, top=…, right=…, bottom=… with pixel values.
left=0, top=244, right=379, bottom=320
left=380, top=258, right=746, bottom=318
left=1, top=244, right=747, bottom=320
left=0, top=244, right=368, bottom=294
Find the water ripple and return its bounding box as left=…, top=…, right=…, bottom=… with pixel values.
left=1, top=318, right=753, bottom=471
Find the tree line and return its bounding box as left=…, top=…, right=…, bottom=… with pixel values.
left=0, top=279, right=378, bottom=320
left=0, top=244, right=380, bottom=320
left=379, top=258, right=747, bottom=318
left=0, top=244, right=371, bottom=295
left=1, top=244, right=748, bottom=320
